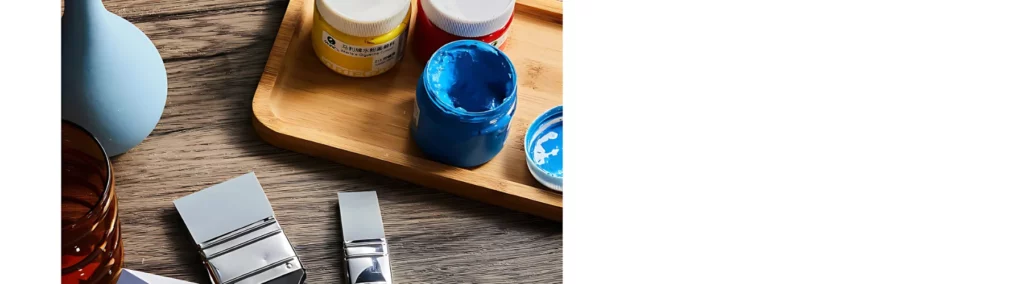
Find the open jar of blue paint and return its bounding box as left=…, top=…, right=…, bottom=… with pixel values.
left=411, top=40, right=517, bottom=168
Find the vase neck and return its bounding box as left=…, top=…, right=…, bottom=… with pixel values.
left=64, top=0, right=107, bottom=17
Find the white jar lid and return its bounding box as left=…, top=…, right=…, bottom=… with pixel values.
left=316, top=0, right=411, bottom=37
left=421, top=0, right=516, bottom=38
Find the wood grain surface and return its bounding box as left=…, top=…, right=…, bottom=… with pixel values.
left=252, top=0, right=563, bottom=221
left=67, top=0, right=562, bottom=283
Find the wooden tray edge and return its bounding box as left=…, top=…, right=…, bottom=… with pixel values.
left=252, top=0, right=564, bottom=221
left=517, top=0, right=563, bottom=23
left=252, top=118, right=563, bottom=221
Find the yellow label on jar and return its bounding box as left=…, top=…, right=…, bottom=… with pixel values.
left=311, top=6, right=410, bottom=78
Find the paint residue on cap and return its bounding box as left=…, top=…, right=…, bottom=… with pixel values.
left=525, top=105, right=563, bottom=192
left=424, top=40, right=515, bottom=113
left=531, top=120, right=562, bottom=177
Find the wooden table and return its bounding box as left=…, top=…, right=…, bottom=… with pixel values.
left=88, top=1, right=562, bottom=282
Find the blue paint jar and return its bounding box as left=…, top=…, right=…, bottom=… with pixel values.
left=411, top=40, right=517, bottom=168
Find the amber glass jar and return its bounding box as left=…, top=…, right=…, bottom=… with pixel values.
left=62, top=120, right=124, bottom=284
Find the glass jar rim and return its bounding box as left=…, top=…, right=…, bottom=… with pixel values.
left=61, top=120, right=113, bottom=233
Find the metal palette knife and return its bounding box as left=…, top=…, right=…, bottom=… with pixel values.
left=173, top=172, right=306, bottom=284
left=338, top=191, right=393, bottom=284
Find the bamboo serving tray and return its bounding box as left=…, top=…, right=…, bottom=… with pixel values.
left=252, top=0, right=563, bottom=220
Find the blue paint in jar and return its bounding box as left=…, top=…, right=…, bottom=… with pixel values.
left=411, top=40, right=517, bottom=168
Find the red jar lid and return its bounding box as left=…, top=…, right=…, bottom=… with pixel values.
left=413, top=0, right=515, bottom=62
left=420, top=0, right=516, bottom=37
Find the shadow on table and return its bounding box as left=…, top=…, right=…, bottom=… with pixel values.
left=158, top=210, right=213, bottom=283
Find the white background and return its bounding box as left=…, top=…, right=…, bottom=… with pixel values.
left=9, top=0, right=1024, bottom=283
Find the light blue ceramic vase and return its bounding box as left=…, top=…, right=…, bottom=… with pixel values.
left=62, top=0, right=167, bottom=157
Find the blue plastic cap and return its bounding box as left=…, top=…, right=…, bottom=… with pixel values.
left=524, top=105, right=563, bottom=192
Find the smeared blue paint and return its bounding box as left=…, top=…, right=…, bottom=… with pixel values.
left=525, top=106, right=563, bottom=192
left=412, top=40, right=518, bottom=168
left=530, top=119, right=562, bottom=177
left=424, top=41, right=514, bottom=113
